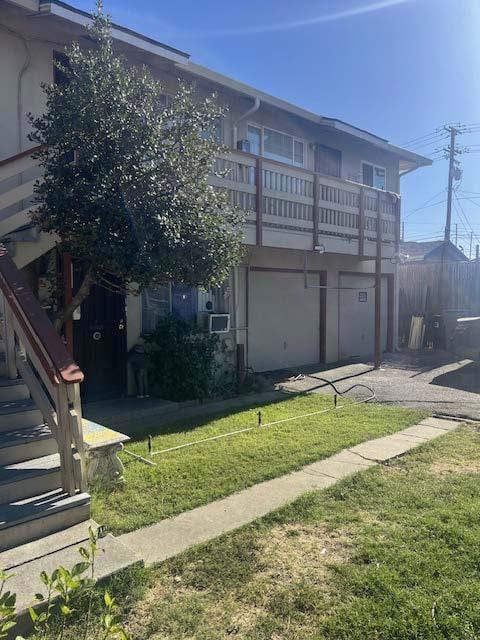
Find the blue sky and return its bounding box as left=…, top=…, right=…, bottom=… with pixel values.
left=72, top=0, right=480, bottom=253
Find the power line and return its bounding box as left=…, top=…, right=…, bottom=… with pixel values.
left=453, top=192, right=480, bottom=244
left=402, top=190, right=446, bottom=219
left=406, top=134, right=449, bottom=152
left=400, top=129, right=443, bottom=147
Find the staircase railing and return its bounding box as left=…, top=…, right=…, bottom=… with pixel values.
left=0, top=146, right=43, bottom=239
left=0, top=244, right=85, bottom=495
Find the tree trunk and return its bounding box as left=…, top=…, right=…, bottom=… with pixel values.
left=53, top=267, right=95, bottom=333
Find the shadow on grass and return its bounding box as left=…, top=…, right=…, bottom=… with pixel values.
left=125, top=392, right=299, bottom=443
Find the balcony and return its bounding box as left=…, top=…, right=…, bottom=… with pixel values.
left=210, top=150, right=400, bottom=258
left=1, top=147, right=400, bottom=262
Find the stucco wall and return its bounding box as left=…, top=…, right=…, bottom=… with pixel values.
left=0, top=6, right=54, bottom=160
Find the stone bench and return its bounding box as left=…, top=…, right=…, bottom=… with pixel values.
left=82, top=419, right=130, bottom=486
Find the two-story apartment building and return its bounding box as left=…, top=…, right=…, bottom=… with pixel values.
left=0, top=0, right=431, bottom=399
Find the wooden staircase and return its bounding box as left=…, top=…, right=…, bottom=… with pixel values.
left=0, top=391, right=89, bottom=552
left=0, top=146, right=56, bottom=267
left=0, top=236, right=89, bottom=552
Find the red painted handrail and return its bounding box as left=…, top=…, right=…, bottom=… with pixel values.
left=0, top=245, right=83, bottom=385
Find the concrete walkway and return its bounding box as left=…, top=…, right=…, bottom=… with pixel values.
left=119, top=416, right=460, bottom=566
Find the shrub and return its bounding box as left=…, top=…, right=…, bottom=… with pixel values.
left=145, top=315, right=219, bottom=402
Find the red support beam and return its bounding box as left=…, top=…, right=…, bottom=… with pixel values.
left=255, top=157, right=263, bottom=246
left=62, top=253, right=74, bottom=356
left=358, top=186, right=365, bottom=257
left=395, top=195, right=401, bottom=254
left=313, top=175, right=319, bottom=251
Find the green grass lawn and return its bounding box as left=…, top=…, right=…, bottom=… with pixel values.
left=91, top=394, right=426, bottom=534
left=53, top=422, right=480, bottom=640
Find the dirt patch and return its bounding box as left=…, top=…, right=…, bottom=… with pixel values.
left=258, top=523, right=348, bottom=585
left=125, top=524, right=348, bottom=639
left=429, top=460, right=480, bottom=476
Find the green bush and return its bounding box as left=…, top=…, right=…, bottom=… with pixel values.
left=145, top=315, right=219, bottom=402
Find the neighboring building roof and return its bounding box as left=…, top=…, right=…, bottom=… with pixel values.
left=401, top=240, right=469, bottom=262
left=9, top=0, right=432, bottom=175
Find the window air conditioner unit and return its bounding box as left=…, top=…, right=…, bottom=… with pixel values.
left=209, top=313, right=230, bottom=334
left=237, top=139, right=251, bottom=153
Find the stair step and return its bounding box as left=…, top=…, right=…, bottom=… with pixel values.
left=0, top=424, right=57, bottom=465
left=0, top=453, right=61, bottom=502
left=0, top=488, right=90, bottom=552
left=0, top=377, right=30, bottom=402
left=0, top=399, right=42, bottom=432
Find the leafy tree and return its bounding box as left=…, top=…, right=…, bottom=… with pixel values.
left=28, top=2, right=244, bottom=331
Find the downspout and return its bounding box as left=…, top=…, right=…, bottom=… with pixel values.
left=0, top=24, right=31, bottom=154
left=232, top=96, right=260, bottom=150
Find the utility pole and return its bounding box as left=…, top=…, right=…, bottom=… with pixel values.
left=469, top=232, right=473, bottom=259
left=444, top=126, right=459, bottom=242
left=439, top=125, right=461, bottom=314
left=454, top=223, right=458, bottom=246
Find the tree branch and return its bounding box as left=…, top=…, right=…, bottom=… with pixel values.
left=54, top=266, right=95, bottom=333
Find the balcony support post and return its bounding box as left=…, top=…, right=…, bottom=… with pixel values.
left=374, top=191, right=382, bottom=369
left=255, top=157, right=263, bottom=246
left=61, top=253, right=74, bottom=355
left=358, top=186, right=365, bottom=257
left=313, top=176, right=319, bottom=250
left=395, top=196, right=401, bottom=254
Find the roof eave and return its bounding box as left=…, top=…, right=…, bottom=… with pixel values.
left=180, top=64, right=432, bottom=173
left=38, top=0, right=190, bottom=64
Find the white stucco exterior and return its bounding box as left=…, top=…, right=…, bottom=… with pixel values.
left=0, top=0, right=429, bottom=394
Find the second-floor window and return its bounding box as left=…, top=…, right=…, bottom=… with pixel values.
left=362, top=162, right=386, bottom=190
left=315, top=144, right=342, bottom=178
left=247, top=124, right=305, bottom=167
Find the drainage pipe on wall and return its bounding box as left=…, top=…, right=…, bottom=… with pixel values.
left=232, top=96, right=260, bottom=150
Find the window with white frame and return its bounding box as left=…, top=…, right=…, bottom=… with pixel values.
left=247, top=124, right=305, bottom=167
left=247, top=125, right=262, bottom=156
left=362, top=162, right=386, bottom=190
left=142, top=285, right=171, bottom=334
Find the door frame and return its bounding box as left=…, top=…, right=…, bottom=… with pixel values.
left=338, top=270, right=394, bottom=356
left=247, top=266, right=327, bottom=368
left=72, top=272, right=128, bottom=401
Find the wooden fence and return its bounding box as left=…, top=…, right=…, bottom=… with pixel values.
left=398, top=260, right=480, bottom=342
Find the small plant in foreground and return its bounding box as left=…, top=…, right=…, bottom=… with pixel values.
left=0, top=527, right=129, bottom=640
left=0, top=571, right=17, bottom=638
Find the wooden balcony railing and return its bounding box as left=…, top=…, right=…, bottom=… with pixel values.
left=0, top=244, right=85, bottom=496
left=209, top=149, right=401, bottom=256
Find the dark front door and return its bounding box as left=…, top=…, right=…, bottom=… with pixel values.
left=73, top=267, right=127, bottom=401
